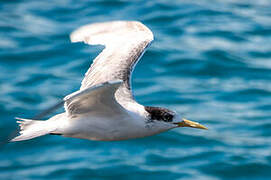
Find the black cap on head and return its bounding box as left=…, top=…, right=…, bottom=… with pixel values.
left=144, top=106, right=175, bottom=122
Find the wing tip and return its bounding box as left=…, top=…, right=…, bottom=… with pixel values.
left=70, top=20, right=154, bottom=44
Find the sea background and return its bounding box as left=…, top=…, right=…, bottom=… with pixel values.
left=1, top=0, right=271, bottom=179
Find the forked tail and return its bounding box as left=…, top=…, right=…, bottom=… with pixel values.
left=10, top=118, right=52, bottom=142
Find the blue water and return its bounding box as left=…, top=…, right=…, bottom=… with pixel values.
left=1, top=0, right=271, bottom=179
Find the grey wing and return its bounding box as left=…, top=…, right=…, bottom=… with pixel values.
left=64, top=80, right=127, bottom=117
left=70, top=21, right=154, bottom=102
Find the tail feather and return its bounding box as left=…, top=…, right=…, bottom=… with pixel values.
left=10, top=118, right=51, bottom=142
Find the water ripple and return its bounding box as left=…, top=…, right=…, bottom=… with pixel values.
left=1, top=0, right=271, bottom=179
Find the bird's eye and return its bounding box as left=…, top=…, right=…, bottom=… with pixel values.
left=163, top=114, right=172, bottom=122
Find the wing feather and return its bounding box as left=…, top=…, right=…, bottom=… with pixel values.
left=18, top=21, right=153, bottom=119
left=70, top=21, right=153, bottom=101
left=64, top=80, right=124, bottom=116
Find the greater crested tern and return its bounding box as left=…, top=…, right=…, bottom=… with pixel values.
left=11, top=21, right=207, bottom=142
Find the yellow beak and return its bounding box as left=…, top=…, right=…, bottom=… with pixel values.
left=175, top=118, right=208, bottom=130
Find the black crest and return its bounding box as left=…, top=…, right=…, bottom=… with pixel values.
left=144, top=106, right=175, bottom=122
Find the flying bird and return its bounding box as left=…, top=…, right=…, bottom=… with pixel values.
left=11, top=21, right=207, bottom=142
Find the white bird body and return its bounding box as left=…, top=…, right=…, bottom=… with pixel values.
left=58, top=108, right=170, bottom=141
left=11, top=21, right=206, bottom=142
left=16, top=98, right=174, bottom=141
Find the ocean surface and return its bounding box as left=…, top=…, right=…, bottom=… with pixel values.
left=1, top=0, right=271, bottom=179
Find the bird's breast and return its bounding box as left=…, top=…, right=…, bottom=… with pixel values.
left=64, top=113, right=161, bottom=141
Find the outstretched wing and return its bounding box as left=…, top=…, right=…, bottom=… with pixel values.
left=28, top=21, right=153, bottom=120
left=70, top=21, right=154, bottom=102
